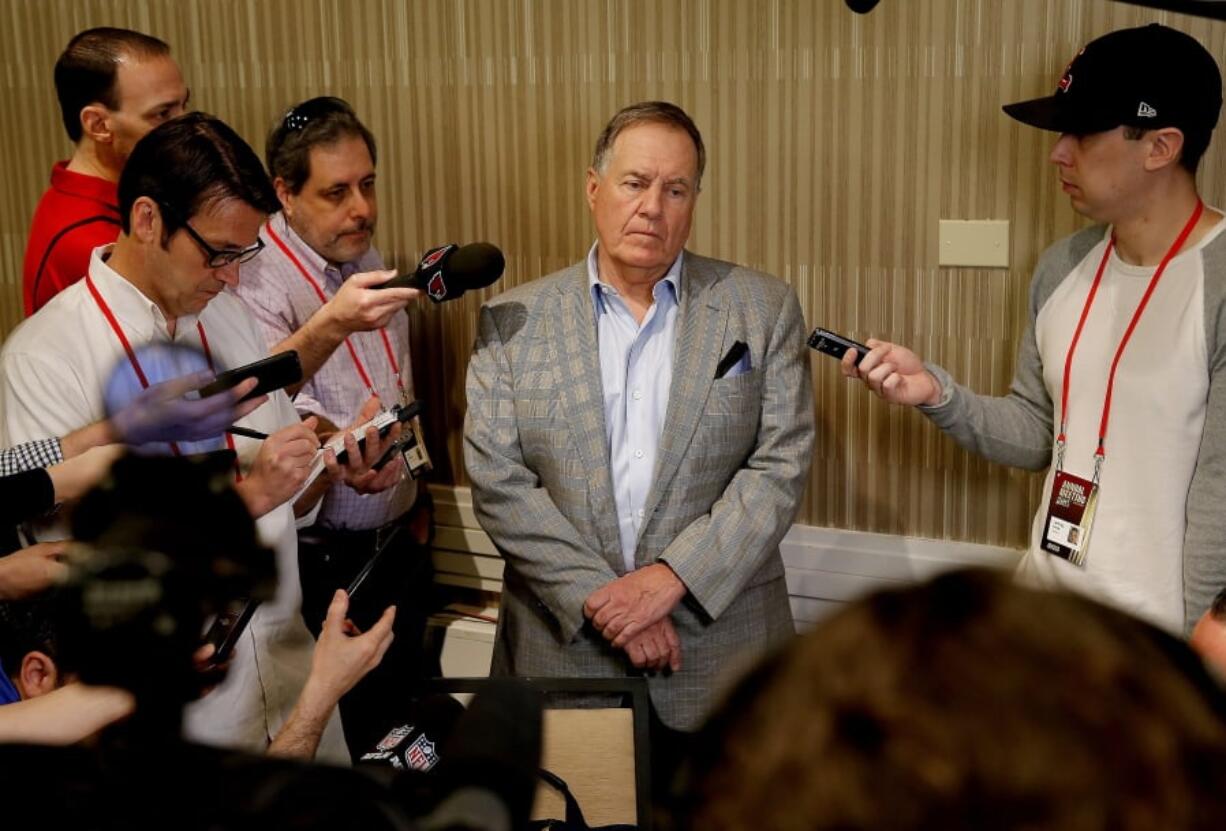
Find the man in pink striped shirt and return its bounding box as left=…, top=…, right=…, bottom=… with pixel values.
left=234, top=96, right=433, bottom=759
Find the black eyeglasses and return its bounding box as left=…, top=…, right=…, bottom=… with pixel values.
left=161, top=203, right=264, bottom=268
left=281, top=96, right=353, bottom=132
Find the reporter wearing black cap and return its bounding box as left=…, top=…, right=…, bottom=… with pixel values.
left=843, top=24, right=1226, bottom=634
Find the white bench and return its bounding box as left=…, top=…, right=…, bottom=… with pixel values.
left=428, top=484, right=1022, bottom=634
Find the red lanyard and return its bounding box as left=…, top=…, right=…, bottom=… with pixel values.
left=1056, top=200, right=1204, bottom=477
left=86, top=273, right=241, bottom=478
left=265, top=222, right=405, bottom=400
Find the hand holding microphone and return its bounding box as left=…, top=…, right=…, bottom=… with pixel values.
left=322, top=241, right=505, bottom=334
left=325, top=269, right=421, bottom=332
left=379, top=242, right=505, bottom=302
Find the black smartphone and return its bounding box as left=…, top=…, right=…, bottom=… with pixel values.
left=807, top=327, right=871, bottom=366
left=198, top=350, right=303, bottom=402
left=345, top=526, right=402, bottom=631
left=331, top=401, right=422, bottom=467
left=203, top=597, right=260, bottom=664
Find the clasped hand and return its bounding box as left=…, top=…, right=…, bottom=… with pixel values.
left=327, top=270, right=421, bottom=332
left=583, top=563, right=686, bottom=671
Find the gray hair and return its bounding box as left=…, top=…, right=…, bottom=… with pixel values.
left=591, top=101, right=706, bottom=190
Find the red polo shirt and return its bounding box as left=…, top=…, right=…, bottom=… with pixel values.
left=22, top=161, right=122, bottom=316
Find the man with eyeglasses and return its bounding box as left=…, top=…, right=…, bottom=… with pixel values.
left=233, top=96, right=432, bottom=759
left=0, top=113, right=399, bottom=762
left=23, top=27, right=190, bottom=316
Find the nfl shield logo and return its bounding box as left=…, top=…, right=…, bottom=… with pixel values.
left=376, top=725, right=413, bottom=752
left=405, top=734, right=440, bottom=771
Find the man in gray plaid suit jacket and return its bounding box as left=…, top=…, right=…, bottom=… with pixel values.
left=464, top=102, right=814, bottom=734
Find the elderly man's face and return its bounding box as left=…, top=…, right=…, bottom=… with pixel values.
left=586, top=122, right=699, bottom=282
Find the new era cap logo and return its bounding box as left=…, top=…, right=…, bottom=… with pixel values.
left=1056, top=49, right=1083, bottom=93
left=1137, top=101, right=1157, bottom=118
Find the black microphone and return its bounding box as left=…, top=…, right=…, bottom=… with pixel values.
left=358, top=694, right=467, bottom=772
left=381, top=242, right=505, bottom=303
left=846, top=0, right=880, bottom=12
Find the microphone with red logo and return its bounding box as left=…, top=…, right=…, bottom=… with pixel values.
left=380, top=242, right=505, bottom=303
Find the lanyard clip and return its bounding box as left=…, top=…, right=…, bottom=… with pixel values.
left=1054, top=433, right=1067, bottom=472
left=1092, top=450, right=1104, bottom=486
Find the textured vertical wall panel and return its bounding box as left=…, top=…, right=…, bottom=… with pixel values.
left=1, top=0, right=1223, bottom=548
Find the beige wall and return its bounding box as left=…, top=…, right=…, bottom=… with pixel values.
left=1, top=0, right=1224, bottom=548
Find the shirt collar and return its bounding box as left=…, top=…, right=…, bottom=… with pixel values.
left=87, top=244, right=199, bottom=343
left=50, top=161, right=120, bottom=214
left=586, top=242, right=683, bottom=313
left=269, top=211, right=365, bottom=288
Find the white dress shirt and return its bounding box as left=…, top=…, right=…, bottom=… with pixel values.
left=587, top=243, right=682, bottom=573
left=0, top=246, right=346, bottom=762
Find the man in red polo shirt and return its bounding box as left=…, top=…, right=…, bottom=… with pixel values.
left=22, top=27, right=189, bottom=315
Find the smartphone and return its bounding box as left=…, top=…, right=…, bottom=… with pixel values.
left=807, top=327, right=871, bottom=366
left=198, top=350, right=303, bottom=402
left=202, top=597, right=260, bottom=664
left=331, top=401, right=422, bottom=467
left=345, top=526, right=403, bottom=631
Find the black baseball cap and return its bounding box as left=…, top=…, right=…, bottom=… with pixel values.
left=1003, top=24, right=1222, bottom=138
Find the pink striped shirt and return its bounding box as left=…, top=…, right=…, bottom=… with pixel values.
left=233, top=212, right=416, bottom=530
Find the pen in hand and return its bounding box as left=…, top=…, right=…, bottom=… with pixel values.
left=225, top=425, right=270, bottom=441
left=226, top=424, right=325, bottom=451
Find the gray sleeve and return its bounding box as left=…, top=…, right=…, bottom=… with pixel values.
left=463, top=304, right=619, bottom=642
left=916, top=228, right=1104, bottom=472
left=1183, top=232, right=1226, bottom=632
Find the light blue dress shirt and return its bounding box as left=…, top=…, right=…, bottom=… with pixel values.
left=587, top=243, right=683, bottom=573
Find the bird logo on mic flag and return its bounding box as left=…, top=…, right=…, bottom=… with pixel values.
left=427, top=272, right=447, bottom=301
left=418, top=245, right=452, bottom=270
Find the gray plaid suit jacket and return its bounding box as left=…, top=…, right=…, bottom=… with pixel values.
left=463, top=250, right=815, bottom=729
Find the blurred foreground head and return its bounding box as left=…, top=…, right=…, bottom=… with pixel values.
left=682, top=568, right=1226, bottom=831
left=60, top=454, right=275, bottom=717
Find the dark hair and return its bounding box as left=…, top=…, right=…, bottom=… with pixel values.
left=265, top=96, right=377, bottom=196
left=118, top=112, right=279, bottom=238
left=1122, top=124, right=1212, bottom=175
left=0, top=591, right=70, bottom=684
left=592, top=101, right=706, bottom=189
left=681, top=568, right=1226, bottom=831
left=54, top=27, right=171, bottom=143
